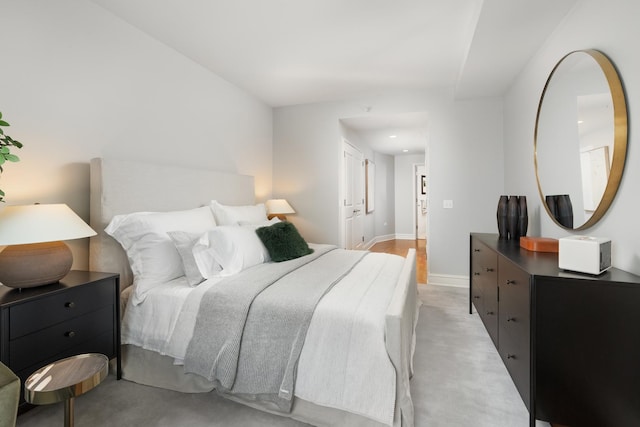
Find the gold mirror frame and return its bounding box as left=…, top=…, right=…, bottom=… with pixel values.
left=534, top=49, right=628, bottom=230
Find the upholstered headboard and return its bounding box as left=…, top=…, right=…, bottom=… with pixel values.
left=89, top=157, right=255, bottom=288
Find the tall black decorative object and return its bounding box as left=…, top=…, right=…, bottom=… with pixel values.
left=556, top=194, right=573, bottom=228
left=497, top=195, right=509, bottom=238
left=545, top=195, right=558, bottom=220
left=506, top=195, right=520, bottom=241
left=518, top=196, right=528, bottom=238
left=545, top=194, right=573, bottom=228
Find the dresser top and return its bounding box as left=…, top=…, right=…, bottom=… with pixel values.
left=471, top=233, right=640, bottom=286
left=0, top=270, right=119, bottom=307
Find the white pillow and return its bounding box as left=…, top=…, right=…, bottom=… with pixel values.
left=210, top=200, right=267, bottom=225
left=105, top=206, right=216, bottom=304
left=237, top=217, right=281, bottom=227
left=167, top=231, right=206, bottom=287
left=193, top=225, right=270, bottom=278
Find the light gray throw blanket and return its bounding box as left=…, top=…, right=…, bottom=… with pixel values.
left=183, top=245, right=367, bottom=412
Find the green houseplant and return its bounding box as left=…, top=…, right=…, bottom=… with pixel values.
left=0, top=112, right=24, bottom=202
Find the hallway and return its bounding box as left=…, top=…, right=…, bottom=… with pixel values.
left=369, top=239, right=427, bottom=284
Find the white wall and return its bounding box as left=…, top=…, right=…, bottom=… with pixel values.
left=374, top=152, right=395, bottom=241
left=504, top=0, right=640, bottom=275
left=0, top=0, right=272, bottom=269
left=273, top=91, right=504, bottom=280
left=394, top=154, right=425, bottom=238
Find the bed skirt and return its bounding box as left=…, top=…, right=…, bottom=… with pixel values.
left=120, top=344, right=389, bottom=427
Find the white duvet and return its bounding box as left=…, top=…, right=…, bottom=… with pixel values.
left=121, top=246, right=404, bottom=426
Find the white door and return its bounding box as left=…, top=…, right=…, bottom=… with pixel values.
left=416, top=164, right=427, bottom=239
left=342, top=142, right=365, bottom=249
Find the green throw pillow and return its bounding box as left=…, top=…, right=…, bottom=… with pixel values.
left=256, top=221, right=313, bottom=262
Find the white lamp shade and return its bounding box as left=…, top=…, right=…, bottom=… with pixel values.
left=265, top=199, right=295, bottom=215
left=0, top=204, right=96, bottom=246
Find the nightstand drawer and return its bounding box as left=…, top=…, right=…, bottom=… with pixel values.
left=10, top=305, right=114, bottom=372
left=9, top=278, right=114, bottom=339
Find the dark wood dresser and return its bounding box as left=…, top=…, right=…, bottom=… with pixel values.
left=470, top=233, right=640, bottom=427
left=0, top=270, right=120, bottom=409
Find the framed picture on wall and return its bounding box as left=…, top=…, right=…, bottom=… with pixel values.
left=421, top=175, right=426, bottom=195
left=366, top=159, right=375, bottom=213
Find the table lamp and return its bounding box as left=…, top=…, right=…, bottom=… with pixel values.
left=265, top=199, right=295, bottom=221
left=0, top=204, right=97, bottom=289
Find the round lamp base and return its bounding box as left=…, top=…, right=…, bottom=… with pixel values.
left=0, top=241, right=73, bottom=288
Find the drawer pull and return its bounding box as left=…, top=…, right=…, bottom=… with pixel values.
left=65, top=331, right=76, bottom=338
left=486, top=311, right=494, bottom=315
left=473, top=249, right=480, bottom=252
left=506, top=354, right=516, bottom=360
left=507, top=317, right=515, bottom=322
left=485, top=267, right=494, bottom=272
left=473, top=272, right=480, bottom=276
left=506, top=279, right=516, bottom=285
left=473, top=295, right=481, bottom=299
left=65, top=301, right=76, bottom=308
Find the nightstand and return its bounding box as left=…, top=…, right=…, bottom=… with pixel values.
left=0, top=270, right=120, bottom=410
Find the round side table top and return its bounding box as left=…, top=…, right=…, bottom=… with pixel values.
left=24, top=353, right=109, bottom=405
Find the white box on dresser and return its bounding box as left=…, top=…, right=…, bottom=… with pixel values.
left=558, top=236, right=612, bottom=275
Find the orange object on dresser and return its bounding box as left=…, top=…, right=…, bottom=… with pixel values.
left=520, top=236, right=559, bottom=253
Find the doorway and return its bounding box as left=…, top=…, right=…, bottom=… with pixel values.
left=340, top=140, right=365, bottom=249
left=415, top=164, right=427, bottom=239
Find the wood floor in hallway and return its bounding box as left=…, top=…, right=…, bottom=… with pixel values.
left=369, top=239, right=427, bottom=284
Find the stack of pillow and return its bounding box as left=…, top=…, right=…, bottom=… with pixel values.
left=105, top=201, right=312, bottom=305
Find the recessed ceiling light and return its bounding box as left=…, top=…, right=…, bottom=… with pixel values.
left=578, top=120, right=584, bottom=124
left=389, top=135, right=397, bottom=138
left=402, top=149, right=409, bottom=153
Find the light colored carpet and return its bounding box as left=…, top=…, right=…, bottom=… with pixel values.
left=17, top=285, right=546, bottom=427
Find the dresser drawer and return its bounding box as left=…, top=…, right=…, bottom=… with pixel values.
left=498, top=257, right=531, bottom=407
left=10, top=305, right=114, bottom=372
left=9, top=278, right=115, bottom=339
left=471, top=238, right=499, bottom=346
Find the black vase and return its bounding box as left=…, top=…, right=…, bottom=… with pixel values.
left=556, top=194, right=574, bottom=228
left=545, top=195, right=558, bottom=220
left=518, top=196, right=528, bottom=238
left=497, top=195, right=509, bottom=239
left=506, top=196, right=520, bottom=240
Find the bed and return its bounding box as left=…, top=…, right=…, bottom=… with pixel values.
left=88, top=157, right=419, bottom=427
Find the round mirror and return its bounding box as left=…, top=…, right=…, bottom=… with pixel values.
left=534, top=49, right=628, bottom=230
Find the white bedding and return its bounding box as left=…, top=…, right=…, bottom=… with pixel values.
left=121, top=244, right=404, bottom=426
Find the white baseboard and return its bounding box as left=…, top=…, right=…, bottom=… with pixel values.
left=364, top=234, right=396, bottom=249
left=363, top=239, right=376, bottom=250
left=374, top=234, right=396, bottom=243
left=427, top=273, right=469, bottom=288
left=395, top=233, right=415, bottom=240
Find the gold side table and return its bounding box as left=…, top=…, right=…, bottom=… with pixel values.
left=24, top=353, right=108, bottom=427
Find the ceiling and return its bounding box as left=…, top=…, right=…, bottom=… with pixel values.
left=341, top=112, right=429, bottom=155
left=88, top=0, right=579, bottom=154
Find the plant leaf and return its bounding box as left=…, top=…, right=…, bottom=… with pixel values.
left=0, top=147, right=8, bottom=154
left=12, top=141, right=23, bottom=148
left=0, top=120, right=9, bottom=127
left=0, top=157, right=5, bottom=165
left=5, top=154, right=19, bottom=162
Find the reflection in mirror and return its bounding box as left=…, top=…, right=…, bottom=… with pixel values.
left=534, top=50, right=627, bottom=230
